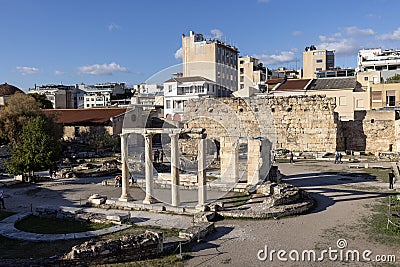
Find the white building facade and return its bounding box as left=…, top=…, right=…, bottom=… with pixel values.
left=357, top=48, right=400, bottom=81
left=163, top=76, right=225, bottom=121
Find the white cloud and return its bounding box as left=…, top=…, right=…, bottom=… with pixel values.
left=344, top=26, right=375, bottom=36
left=16, top=66, right=40, bottom=75
left=254, top=51, right=296, bottom=65
left=292, top=31, right=302, bottom=36
left=377, top=27, right=400, bottom=40
left=77, top=62, right=129, bottom=76
left=174, top=47, right=183, bottom=59
left=318, top=34, right=359, bottom=56
left=54, top=70, right=65, bottom=76
left=210, top=29, right=224, bottom=39
left=108, top=23, right=120, bottom=32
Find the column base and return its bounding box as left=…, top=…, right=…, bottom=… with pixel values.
left=195, top=204, right=208, bottom=212
left=143, top=196, right=156, bottom=204
left=171, top=199, right=180, bottom=207
left=118, top=194, right=133, bottom=202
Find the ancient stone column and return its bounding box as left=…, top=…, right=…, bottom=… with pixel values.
left=247, top=138, right=261, bottom=185
left=170, top=133, right=180, bottom=207
left=143, top=133, right=155, bottom=204
left=197, top=137, right=207, bottom=208
left=220, top=136, right=239, bottom=184
left=119, top=134, right=133, bottom=201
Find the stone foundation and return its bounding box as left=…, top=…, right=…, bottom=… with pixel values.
left=64, top=231, right=163, bottom=263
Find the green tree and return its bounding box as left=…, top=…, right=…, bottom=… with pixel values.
left=29, top=93, right=53, bottom=109
left=386, top=74, right=400, bottom=83
left=6, top=116, right=62, bottom=178
left=0, top=93, right=43, bottom=146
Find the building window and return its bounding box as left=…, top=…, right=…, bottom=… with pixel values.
left=339, top=96, right=347, bottom=106
left=386, top=91, right=396, bottom=106
left=240, top=84, right=244, bottom=89
left=316, top=68, right=322, bottom=71
left=240, top=68, right=244, bottom=74
left=166, top=100, right=171, bottom=108
left=356, top=99, right=365, bottom=108
left=316, top=59, right=323, bottom=63
left=364, top=77, right=369, bottom=81
left=168, top=85, right=172, bottom=92
left=240, top=76, right=244, bottom=82
left=372, top=91, right=382, bottom=102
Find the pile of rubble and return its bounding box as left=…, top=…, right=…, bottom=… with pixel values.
left=220, top=182, right=315, bottom=219
left=64, top=231, right=163, bottom=263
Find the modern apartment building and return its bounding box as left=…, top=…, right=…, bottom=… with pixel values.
left=28, top=84, right=76, bottom=109
left=182, top=31, right=239, bottom=92
left=131, top=83, right=164, bottom=110
left=357, top=48, right=400, bottom=82
left=302, top=45, right=335, bottom=79
left=78, top=82, right=128, bottom=108
left=238, top=56, right=266, bottom=91
left=163, top=76, right=228, bottom=121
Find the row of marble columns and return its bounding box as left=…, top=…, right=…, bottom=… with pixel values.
left=118, top=132, right=207, bottom=208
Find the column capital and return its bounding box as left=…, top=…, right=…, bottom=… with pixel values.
left=199, top=133, right=207, bottom=139
left=143, top=132, right=153, bottom=139
left=169, top=132, right=179, bottom=138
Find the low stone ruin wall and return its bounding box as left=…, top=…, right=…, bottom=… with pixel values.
left=34, top=205, right=129, bottom=224
left=64, top=231, right=163, bottom=263
left=179, top=222, right=215, bottom=242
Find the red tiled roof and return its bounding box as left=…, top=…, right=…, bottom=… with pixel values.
left=266, top=78, right=285, bottom=84
left=275, top=79, right=311, bottom=91
left=44, top=108, right=127, bottom=124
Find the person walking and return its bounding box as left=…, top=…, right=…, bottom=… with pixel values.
left=160, top=150, right=164, bottom=163
left=154, top=149, right=160, bottom=163
left=0, top=189, right=5, bottom=209
left=115, top=175, right=121, bottom=187
left=289, top=151, right=294, bottom=164
left=389, top=170, right=395, bottom=189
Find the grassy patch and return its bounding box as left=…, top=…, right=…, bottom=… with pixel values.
left=0, top=210, right=15, bottom=221
left=94, top=254, right=185, bottom=267
left=364, top=194, right=400, bottom=246
left=129, top=224, right=180, bottom=238
left=15, top=215, right=113, bottom=234
left=0, top=235, right=84, bottom=259
left=363, top=167, right=392, bottom=183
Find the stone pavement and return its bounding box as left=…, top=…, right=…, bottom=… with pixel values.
left=0, top=211, right=131, bottom=242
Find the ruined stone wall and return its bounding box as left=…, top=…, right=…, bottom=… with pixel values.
left=63, top=126, right=113, bottom=141
left=342, top=110, right=398, bottom=153
left=184, top=95, right=339, bottom=152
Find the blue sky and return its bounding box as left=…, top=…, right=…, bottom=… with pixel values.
left=1, top=0, right=400, bottom=91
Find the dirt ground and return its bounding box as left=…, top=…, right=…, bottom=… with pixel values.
left=186, top=160, right=400, bottom=267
